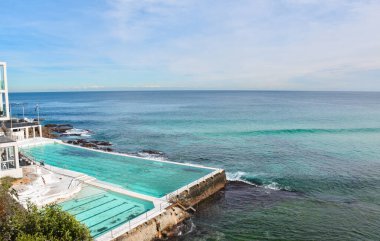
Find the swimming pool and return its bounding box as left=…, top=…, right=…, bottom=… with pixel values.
left=21, top=143, right=213, bottom=197
left=59, top=185, right=154, bottom=237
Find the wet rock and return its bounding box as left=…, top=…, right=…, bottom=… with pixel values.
left=66, top=138, right=113, bottom=151
left=66, top=140, right=79, bottom=145
left=82, top=143, right=97, bottom=148
left=51, top=124, right=73, bottom=133
left=47, top=123, right=113, bottom=151
left=93, top=140, right=112, bottom=146
left=42, top=126, right=58, bottom=138
left=98, top=146, right=113, bottom=152
left=141, top=149, right=163, bottom=155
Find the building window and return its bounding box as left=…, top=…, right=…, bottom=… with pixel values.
left=1, top=146, right=16, bottom=170
left=0, top=65, right=4, bottom=90
left=0, top=93, right=7, bottom=117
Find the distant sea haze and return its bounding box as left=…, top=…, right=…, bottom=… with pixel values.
left=10, top=91, right=380, bottom=240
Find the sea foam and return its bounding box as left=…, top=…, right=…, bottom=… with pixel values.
left=226, top=171, right=258, bottom=186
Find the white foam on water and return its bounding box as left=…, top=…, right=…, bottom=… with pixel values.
left=176, top=219, right=197, bottom=237
left=264, top=182, right=281, bottom=190
left=226, top=171, right=257, bottom=186
left=226, top=172, right=291, bottom=191
left=135, top=152, right=168, bottom=162
left=62, top=128, right=91, bottom=137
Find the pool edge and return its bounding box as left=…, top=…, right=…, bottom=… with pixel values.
left=18, top=137, right=227, bottom=241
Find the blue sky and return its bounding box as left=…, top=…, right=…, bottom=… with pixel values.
left=1, top=0, right=380, bottom=92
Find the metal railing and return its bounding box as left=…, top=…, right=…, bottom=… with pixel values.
left=99, top=203, right=170, bottom=241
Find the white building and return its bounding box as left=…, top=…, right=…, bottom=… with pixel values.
left=0, top=136, right=21, bottom=178
left=0, top=62, right=41, bottom=178
left=0, top=62, right=10, bottom=120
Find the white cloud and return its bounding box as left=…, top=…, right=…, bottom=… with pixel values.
left=99, top=0, right=380, bottom=90
left=3, top=0, right=380, bottom=91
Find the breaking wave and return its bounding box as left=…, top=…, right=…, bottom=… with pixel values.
left=226, top=171, right=291, bottom=191
left=264, top=182, right=281, bottom=191
left=61, top=128, right=92, bottom=137
left=135, top=150, right=168, bottom=161
left=226, top=171, right=259, bottom=186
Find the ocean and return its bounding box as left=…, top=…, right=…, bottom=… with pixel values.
left=10, top=91, right=380, bottom=240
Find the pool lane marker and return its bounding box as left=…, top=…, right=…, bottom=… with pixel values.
left=78, top=200, right=126, bottom=222
left=71, top=198, right=118, bottom=216
left=87, top=205, right=138, bottom=228
left=64, top=195, right=107, bottom=212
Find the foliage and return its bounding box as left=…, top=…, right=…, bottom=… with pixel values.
left=0, top=177, right=15, bottom=189
left=15, top=233, right=59, bottom=241
left=0, top=177, right=92, bottom=241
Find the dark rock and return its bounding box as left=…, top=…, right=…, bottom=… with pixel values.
left=141, top=149, right=163, bottom=155
left=93, top=141, right=112, bottom=146
left=48, top=123, right=114, bottom=151
left=53, top=125, right=73, bottom=133
left=77, top=139, right=87, bottom=144
left=66, top=140, right=79, bottom=145
left=82, top=143, right=97, bottom=148
left=58, top=124, right=73, bottom=128
left=98, top=147, right=113, bottom=152
left=45, top=124, right=58, bottom=128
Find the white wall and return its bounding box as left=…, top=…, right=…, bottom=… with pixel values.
left=0, top=168, right=23, bottom=178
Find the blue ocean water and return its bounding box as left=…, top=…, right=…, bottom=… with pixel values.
left=10, top=91, right=380, bottom=240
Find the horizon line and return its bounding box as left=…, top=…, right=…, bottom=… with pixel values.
left=8, top=89, right=380, bottom=94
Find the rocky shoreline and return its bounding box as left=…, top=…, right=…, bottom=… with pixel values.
left=42, top=123, right=169, bottom=157
left=44, top=123, right=74, bottom=133
left=43, top=123, right=113, bottom=152
left=66, top=139, right=113, bottom=152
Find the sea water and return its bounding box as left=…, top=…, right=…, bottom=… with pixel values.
left=10, top=91, right=380, bottom=240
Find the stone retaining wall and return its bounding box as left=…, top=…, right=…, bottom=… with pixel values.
left=114, top=206, right=189, bottom=241
left=172, top=170, right=227, bottom=208
left=114, top=170, right=227, bottom=241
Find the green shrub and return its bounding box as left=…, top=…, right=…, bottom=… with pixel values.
left=16, top=233, right=59, bottom=241
left=0, top=177, right=92, bottom=241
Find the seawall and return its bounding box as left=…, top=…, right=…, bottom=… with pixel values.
left=169, top=170, right=227, bottom=208
left=114, top=170, right=227, bottom=241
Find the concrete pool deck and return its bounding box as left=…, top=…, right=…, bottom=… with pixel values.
left=17, top=137, right=226, bottom=241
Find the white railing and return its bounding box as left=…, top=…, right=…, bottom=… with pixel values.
left=97, top=202, right=171, bottom=241
left=11, top=131, right=25, bottom=141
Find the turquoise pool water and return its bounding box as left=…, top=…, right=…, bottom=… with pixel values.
left=21, top=143, right=213, bottom=197
left=59, top=185, right=154, bottom=237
